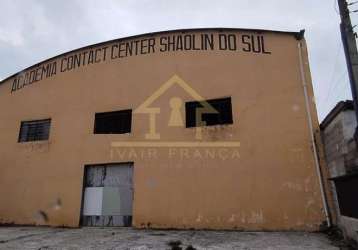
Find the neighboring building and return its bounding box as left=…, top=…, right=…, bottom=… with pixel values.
left=320, top=100, right=358, bottom=242
left=0, top=28, right=330, bottom=230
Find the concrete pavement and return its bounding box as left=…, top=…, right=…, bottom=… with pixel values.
left=0, top=227, right=339, bottom=250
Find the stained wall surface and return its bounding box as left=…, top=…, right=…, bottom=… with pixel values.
left=0, top=28, right=327, bottom=230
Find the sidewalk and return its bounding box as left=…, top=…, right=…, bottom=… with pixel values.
left=0, top=227, right=338, bottom=250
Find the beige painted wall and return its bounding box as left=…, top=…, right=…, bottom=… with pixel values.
left=0, top=29, right=327, bottom=230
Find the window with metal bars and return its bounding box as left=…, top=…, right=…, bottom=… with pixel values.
left=18, top=119, right=51, bottom=142
left=94, top=109, right=132, bottom=134
left=185, top=97, right=233, bottom=128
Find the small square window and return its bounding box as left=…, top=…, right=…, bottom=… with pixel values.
left=94, top=109, right=132, bottom=134
left=185, top=97, right=233, bottom=128
left=18, top=119, right=51, bottom=142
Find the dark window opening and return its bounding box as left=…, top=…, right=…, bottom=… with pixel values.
left=94, top=109, right=132, bottom=134
left=185, top=97, right=233, bottom=128
left=18, top=118, right=51, bottom=142
left=333, top=174, right=358, bottom=219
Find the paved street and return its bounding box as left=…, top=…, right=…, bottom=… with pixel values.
left=0, top=227, right=339, bottom=250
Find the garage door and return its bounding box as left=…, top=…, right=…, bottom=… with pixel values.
left=81, top=163, right=133, bottom=226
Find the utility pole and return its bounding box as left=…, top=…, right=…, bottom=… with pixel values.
left=338, top=0, right=358, bottom=141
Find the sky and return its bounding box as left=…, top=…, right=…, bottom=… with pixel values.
left=0, top=0, right=355, bottom=121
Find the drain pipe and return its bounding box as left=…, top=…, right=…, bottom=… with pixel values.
left=297, top=40, right=331, bottom=227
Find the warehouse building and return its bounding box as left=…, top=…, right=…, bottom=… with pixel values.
left=0, top=28, right=331, bottom=230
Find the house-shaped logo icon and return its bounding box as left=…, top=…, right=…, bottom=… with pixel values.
left=134, top=74, right=218, bottom=140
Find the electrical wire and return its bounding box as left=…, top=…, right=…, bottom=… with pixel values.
left=324, top=75, right=351, bottom=115
left=323, top=70, right=347, bottom=113
left=349, top=1, right=358, bottom=6
left=322, top=42, right=344, bottom=105
left=325, top=72, right=348, bottom=105
left=326, top=1, right=356, bottom=113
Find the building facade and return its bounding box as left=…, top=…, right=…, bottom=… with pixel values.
left=0, top=28, right=329, bottom=230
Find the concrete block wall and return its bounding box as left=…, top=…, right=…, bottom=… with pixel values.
left=345, top=139, right=358, bottom=173
left=321, top=106, right=358, bottom=243
left=322, top=112, right=349, bottom=178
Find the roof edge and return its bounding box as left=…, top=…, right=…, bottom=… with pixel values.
left=0, top=27, right=302, bottom=84
left=320, top=100, right=354, bottom=130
